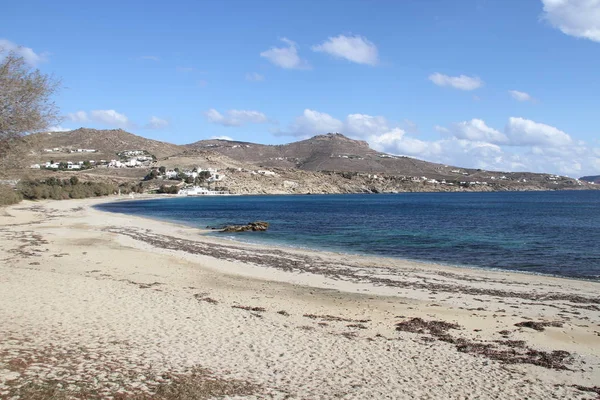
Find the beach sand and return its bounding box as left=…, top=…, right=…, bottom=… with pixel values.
left=1, top=196, right=599, bottom=399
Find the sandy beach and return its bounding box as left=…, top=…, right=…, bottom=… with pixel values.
left=1, top=196, right=599, bottom=399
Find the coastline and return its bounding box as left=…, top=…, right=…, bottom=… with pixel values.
left=1, top=196, right=599, bottom=399
left=96, top=192, right=600, bottom=283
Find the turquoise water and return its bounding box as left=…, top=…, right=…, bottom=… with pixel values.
left=96, top=191, right=600, bottom=280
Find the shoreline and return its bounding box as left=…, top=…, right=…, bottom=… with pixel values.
left=96, top=193, right=600, bottom=284
left=1, top=196, right=599, bottom=399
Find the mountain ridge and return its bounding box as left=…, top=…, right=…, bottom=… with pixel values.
left=19, top=128, right=597, bottom=193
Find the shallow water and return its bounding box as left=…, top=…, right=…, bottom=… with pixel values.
left=96, top=191, right=600, bottom=280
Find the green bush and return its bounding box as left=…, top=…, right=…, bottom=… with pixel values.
left=0, top=185, right=23, bottom=206
left=17, top=179, right=118, bottom=200
left=158, top=185, right=179, bottom=194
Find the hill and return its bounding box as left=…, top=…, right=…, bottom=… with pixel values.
left=187, top=133, right=459, bottom=177
left=26, top=128, right=183, bottom=160
left=10, top=128, right=596, bottom=194
left=580, top=175, right=600, bottom=184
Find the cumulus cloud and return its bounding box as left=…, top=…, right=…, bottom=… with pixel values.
left=146, top=116, right=169, bottom=129
left=449, top=119, right=508, bottom=144
left=210, top=135, right=234, bottom=141
left=429, top=73, right=483, bottom=91
left=509, top=90, right=534, bottom=102
left=260, top=38, right=310, bottom=69
left=312, top=34, right=379, bottom=66
left=245, top=72, right=265, bottom=82
left=541, top=0, right=600, bottom=42
left=286, top=109, right=344, bottom=137
left=68, top=111, right=89, bottom=123
left=204, top=109, right=269, bottom=127
left=345, top=113, right=391, bottom=136
left=0, top=38, right=47, bottom=66
left=505, top=117, right=572, bottom=147
left=90, top=110, right=129, bottom=127
left=68, top=109, right=130, bottom=128
left=436, top=117, right=572, bottom=147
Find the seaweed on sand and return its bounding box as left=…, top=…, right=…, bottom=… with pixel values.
left=395, top=317, right=573, bottom=370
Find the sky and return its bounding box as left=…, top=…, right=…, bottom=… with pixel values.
left=2, top=0, right=600, bottom=177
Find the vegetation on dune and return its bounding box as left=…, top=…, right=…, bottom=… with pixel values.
left=0, top=184, right=22, bottom=205
left=16, top=177, right=144, bottom=200
left=157, top=184, right=180, bottom=194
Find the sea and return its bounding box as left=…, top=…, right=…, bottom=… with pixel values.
left=96, top=191, right=600, bottom=281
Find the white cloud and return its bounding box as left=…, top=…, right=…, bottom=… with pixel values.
left=434, top=125, right=450, bottom=134
left=509, top=90, right=534, bottom=102
left=140, top=55, right=159, bottom=61
left=287, top=109, right=344, bottom=137
left=245, top=72, right=265, bottom=82
left=429, top=72, right=483, bottom=91
left=312, top=34, right=379, bottom=66
left=505, top=117, right=572, bottom=147
left=345, top=114, right=391, bottom=136
left=260, top=38, right=310, bottom=69
left=0, top=38, right=47, bottom=66
left=146, top=116, right=168, bottom=129
left=90, top=110, right=129, bottom=127
left=176, top=66, right=194, bottom=72
left=449, top=119, right=508, bottom=144
left=68, top=111, right=89, bottom=123
left=68, top=109, right=130, bottom=128
left=436, top=117, right=572, bottom=147
left=204, top=109, right=269, bottom=127
left=541, top=0, right=600, bottom=42
left=210, top=135, right=234, bottom=141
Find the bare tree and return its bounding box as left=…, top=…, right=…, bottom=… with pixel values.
left=0, top=49, right=61, bottom=163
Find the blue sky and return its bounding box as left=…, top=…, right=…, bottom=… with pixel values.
left=2, top=0, right=599, bottom=177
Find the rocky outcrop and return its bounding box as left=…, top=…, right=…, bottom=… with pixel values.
left=221, top=221, right=269, bottom=233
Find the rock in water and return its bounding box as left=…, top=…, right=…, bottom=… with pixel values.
left=221, top=221, right=269, bottom=232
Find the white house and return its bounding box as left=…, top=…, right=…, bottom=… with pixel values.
left=121, top=150, right=145, bottom=156
left=30, top=164, right=41, bottom=169
left=67, top=164, right=81, bottom=170
left=208, top=173, right=223, bottom=182
left=108, top=160, right=124, bottom=168
left=165, top=170, right=179, bottom=179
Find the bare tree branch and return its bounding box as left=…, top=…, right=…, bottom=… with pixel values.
left=0, top=48, right=62, bottom=164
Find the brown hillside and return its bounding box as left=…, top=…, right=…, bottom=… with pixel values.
left=187, top=133, right=468, bottom=178
left=26, top=128, right=184, bottom=160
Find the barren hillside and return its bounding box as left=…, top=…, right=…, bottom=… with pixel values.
left=26, top=128, right=184, bottom=160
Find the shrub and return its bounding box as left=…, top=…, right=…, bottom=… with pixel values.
left=17, top=179, right=118, bottom=200
left=158, top=185, right=179, bottom=194
left=0, top=184, right=22, bottom=206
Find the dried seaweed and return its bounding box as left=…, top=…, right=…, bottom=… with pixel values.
left=514, top=321, right=564, bottom=332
